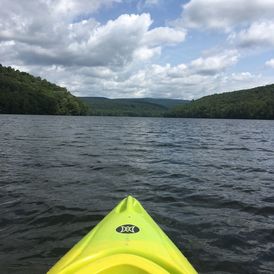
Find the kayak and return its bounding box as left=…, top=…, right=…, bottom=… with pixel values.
left=47, top=195, right=197, bottom=274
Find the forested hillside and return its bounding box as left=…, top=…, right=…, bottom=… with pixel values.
left=79, top=97, right=187, bottom=116
left=2, top=64, right=273, bottom=119
left=0, top=65, right=88, bottom=115
left=168, top=84, right=274, bottom=119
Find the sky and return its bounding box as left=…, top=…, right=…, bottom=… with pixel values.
left=1, top=0, right=274, bottom=99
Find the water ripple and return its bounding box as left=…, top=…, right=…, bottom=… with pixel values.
left=0, top=115, right=274, bottom=274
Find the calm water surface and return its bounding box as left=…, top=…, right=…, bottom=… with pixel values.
left=0, top=115, right=274, bottom=274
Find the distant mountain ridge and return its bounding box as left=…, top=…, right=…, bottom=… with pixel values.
left=79, top=97, right=188, bottom=116
left=121, top=98, right=189, bottom=108
left=1, top=64, right=274, bottom=119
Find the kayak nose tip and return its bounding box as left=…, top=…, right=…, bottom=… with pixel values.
left=115, top=195, right=143, bottom=213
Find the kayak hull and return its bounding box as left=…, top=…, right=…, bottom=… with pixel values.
left=47, top=196, right=197, bottom=274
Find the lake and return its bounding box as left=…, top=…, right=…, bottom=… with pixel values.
left=0, top=115, right=274, bottom=274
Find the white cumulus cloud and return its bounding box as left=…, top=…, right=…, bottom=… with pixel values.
left=0, top=0, right=187, bottom=69
left=190, top=50, right=239, bottom=75
left=229, top=21, right=274, bottom=48
left=265, top=59, right=274, bottom=68
left=49, top=0, right=122, bottom=18
left=177, top=0, right=274, bottom=30
left=143, top=27, right=187, bottom=46
left=1, top=0, right=273, bottom=99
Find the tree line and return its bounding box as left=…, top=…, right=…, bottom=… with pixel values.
left=167, top=84, right=274, bottom=119
left=1, top=64, right=274, bottom=119
left=0, top=64, right=88, bottom=115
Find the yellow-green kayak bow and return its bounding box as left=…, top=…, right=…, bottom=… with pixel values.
left=47, top=196, right=197, bottom=274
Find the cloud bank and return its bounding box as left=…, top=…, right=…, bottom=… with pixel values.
left=0, top=0, right=273, bottom=99
left=178, top=0, right=274, bottom=30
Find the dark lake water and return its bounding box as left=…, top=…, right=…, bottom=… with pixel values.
left=0, top=115, right=274, bottom=274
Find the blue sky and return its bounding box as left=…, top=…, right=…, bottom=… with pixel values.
left=0, top=0, right=274, bottom=99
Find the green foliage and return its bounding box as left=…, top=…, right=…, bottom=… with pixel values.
left=0, top=64, right=88, bottom=115
left=79, top=97, right=187, bottom=117
left=167, top=85, right=274, bottom=119
left=3, top=63, right=272, bottom=119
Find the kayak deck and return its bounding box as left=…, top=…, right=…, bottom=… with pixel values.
left=47, top=196, right=197, bottom=274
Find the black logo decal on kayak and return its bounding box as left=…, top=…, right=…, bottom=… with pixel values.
left=116, top=224, right=140, bottom=234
